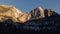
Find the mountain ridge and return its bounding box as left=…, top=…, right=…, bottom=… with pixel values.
left=0, top=5, right=59, bottom=23
left=0, top=5, right=60, bottom=34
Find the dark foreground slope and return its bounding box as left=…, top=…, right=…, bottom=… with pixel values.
left=0, top=15, right=60, bottom=34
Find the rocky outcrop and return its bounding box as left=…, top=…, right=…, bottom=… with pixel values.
left=0, top=5, right=24, bottom=23
left=0, top=5, right=60, bottom=34
left=0, top=5, right=59, bottom=23
left=17, top=12, right=30, bottom=23
left=29, top=7, right=56, bottom=20
left=44, top=9, right=53, bottom=17
left=30, top=7, right=45, bottom=19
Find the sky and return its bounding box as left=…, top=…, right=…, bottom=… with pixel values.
left=0, top=0, right=60, bottom=14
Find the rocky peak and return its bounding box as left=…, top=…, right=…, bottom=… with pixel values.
left=30, top=7, right=45, bottom=20
left=0, top=5, right=59, bottom=23
left=36, top=7, right=45, bottom=18
left=29, top=7, right=59, bottom=20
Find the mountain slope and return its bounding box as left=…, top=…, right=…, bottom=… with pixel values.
left=0, top=5, right=60, bottom=34
left=0, top=5, right=59, bottom=23
left=29, top=7, right=59, bottom=20
left=0, top=5, right=24, bottom=22
left=0, top=5, right=30, bottom=23
left=0, top=14, right=60, bottom=34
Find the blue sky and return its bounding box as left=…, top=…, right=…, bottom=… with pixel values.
left=0, top=0, right=60, bottom=14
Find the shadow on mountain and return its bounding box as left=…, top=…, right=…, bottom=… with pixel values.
left=0, top=15, right=60, bottom=34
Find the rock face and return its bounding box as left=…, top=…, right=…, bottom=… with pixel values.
left=17, top=12, right=30, bottom=23
left=0, top=5, right=31, bottom=23
left=44, top=9, right=53, bottom=17
left=0, top=5, right=59, bottom=23
left=30, top=7, right=58, bottom=20
left=0, top=5, right=60, bottom=34
left=29, top=7, right=56, bottom=20
left=30, top=7, right=45, bottom=19
left=0, top=5, right=23, bottom=22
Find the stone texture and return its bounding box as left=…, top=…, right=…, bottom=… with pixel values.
left=44, top=9, right=53, bottom=17
left=30, top=7, right=45, bottom=20
left=0, top=5, right=23, bottom=22
left=17, top=13, right=30, bottom=23
left=0, top=5, right=59, bottom=23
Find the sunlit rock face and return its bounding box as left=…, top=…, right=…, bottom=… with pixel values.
left=0, top=5, right=60, bottom=34
left=0, top=5, right=23, bottom=22
left=0, top=5, right=59, bottom=23
left=30, top=7, right=45, bottom=20
left=17, top=12, right=30, bottom=23
left=29, top=7, right=58, bottom=20
left=29, top=7, right=54, bottom=20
